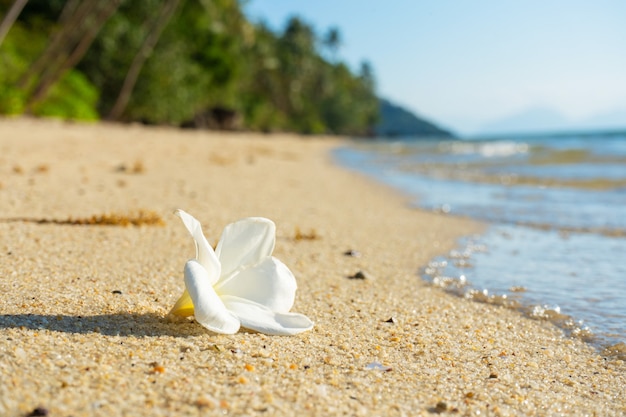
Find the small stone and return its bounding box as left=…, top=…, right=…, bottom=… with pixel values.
left=435, top=402, right=447, bottom=412
left=27, top=407, right=49, bottom=417
left=343, top=249, right=361, bottom=257
left=384, top=317, right=396, bottom=324
left=348, top=270, right=368, bottom=280
left=489, top=373, right=498, bottom=379
left=111, top=290, right=122, bottom=295
left=195, top=396, right=216, bottom=408
left=149, top=362, right=165, bottom=373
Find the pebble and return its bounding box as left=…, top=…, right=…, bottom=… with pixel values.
left=348, top=270, right=369, bottom=280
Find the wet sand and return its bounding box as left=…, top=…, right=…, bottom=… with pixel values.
left=0, top=117, right=624, bottom=416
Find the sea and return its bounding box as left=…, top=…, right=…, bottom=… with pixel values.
left=334, top=130, right=626, bottom=354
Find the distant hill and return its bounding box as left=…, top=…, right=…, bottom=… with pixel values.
left=477, top=106, right=569, bottom=135
left=374, top=98, right=454, bottom=138
left=477, top=106, right=626, bottom=136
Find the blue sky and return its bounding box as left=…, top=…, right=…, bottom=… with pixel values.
left=243, top=0, right=626, bottom=135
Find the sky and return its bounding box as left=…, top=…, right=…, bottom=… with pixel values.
left=243, top=0, right=626, bottom=135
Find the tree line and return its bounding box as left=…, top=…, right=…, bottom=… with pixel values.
left=0, top=0, right=379, bottom=135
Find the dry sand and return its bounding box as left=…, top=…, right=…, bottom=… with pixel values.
left=0, top=117, right=624, bottom=416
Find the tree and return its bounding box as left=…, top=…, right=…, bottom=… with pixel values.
left=0, top=0, right=28, bottom=48
left=107, top=0, right=182, bottom=120
left=1, top=0, right=379, bottom=134
left=323, top=26, right=341, bottom=63
left=21, top=0, right=122, bottom=111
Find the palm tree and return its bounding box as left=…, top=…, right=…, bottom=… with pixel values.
left=0, top=0, right=29, bottom=48
left=323, top=26, right=341, bottom=63
left=107, top=0, right=182, bottom=120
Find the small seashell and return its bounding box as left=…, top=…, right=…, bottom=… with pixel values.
left=365, top=362, right=392, bottom=372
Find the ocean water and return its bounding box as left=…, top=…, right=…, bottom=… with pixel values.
left=334, top=131, right=626, bottom=352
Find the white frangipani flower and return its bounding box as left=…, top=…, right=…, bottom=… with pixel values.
left=169, top=209, right=314, bottom=335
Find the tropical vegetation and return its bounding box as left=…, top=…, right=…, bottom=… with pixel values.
left=0, top=0, right=379, bottom=135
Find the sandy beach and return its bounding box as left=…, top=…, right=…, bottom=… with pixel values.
left=0, top=117, right=624, bottom=416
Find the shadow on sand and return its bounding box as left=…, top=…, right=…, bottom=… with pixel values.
left=0, top=312, right=206, bottom=337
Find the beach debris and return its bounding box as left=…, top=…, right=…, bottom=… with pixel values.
left=64, top=210, right=165, bottom=226
left=1, top=210, right=166, bottom=227
left=27, top=406, right=49, bottom=416
left=294, top=226, right=319, bottom=240
left=365, top=362, right=392, bottom=372
left=347, top=270, right=369, bottom=280
left=115, top=160, right=145, bottom=174
left=343, top=249, right=361, bottom=257
left=434, top=402, right=448, bottom=413
left=35, top=164, right=50, bottom=173
left=384, top=317, right=396, bottom=324
left=149, top=362, right=165, bottom=373
left=134, top=160, right=146, bottom=172
left=195, top=395, right=217, bottom=409
left=208, top=153, right=233, bottom=166
left=169, top=209, right=313, bottom=335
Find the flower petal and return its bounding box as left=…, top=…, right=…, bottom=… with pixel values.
left=175, top=209, right=221, bottom=285
left=169, top=288, right=194, bottom=317
left=216, top=257, right=296, bottom=312
left=215, top=217, right=275, bottom=280
left=222, top=295, right=314, bottom=336
left=184, top=260, right=240, bottom=334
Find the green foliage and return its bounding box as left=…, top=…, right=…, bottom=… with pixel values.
left=0, top=22, right=37, bottom=114
left=2, top=0, right=380, bottom=134
left=0, top=14, right=99, bottom=120
left=30, top=70, right=99, bottom=120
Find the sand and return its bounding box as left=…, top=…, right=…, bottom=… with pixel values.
left=0, top=117, right=624, bottom=416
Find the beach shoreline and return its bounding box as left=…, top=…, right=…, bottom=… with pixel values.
left=0, top=117, right=624, bottom=416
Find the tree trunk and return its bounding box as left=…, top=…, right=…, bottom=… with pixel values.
left=17, top=0, right=91, bottom=90
left=25, top=0, right=122, bottom=110
left=0, top=0, right=28, bottom=48
left=107, top=0, right=182, bottom=121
